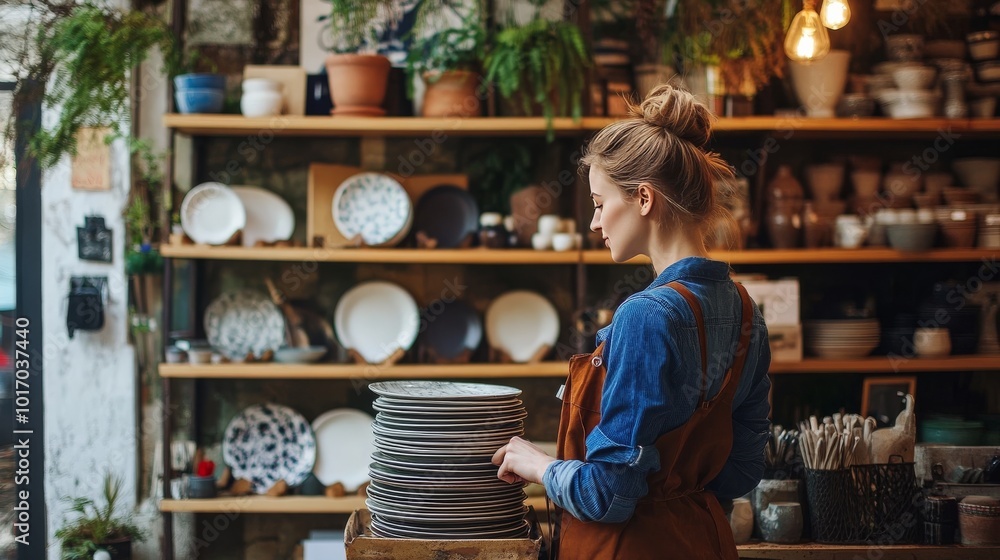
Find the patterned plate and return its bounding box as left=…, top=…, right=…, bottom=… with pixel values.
left=332, top=172, right=412, bottom=246
left=222, top=403, right=316, bottom=494
left=205, top=290, right=286, bottom=360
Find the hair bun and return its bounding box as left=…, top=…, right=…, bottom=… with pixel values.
left=635, top=85, right=713, bottom=149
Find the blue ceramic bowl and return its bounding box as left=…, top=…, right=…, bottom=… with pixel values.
left=176, top=88, right=224, bottom=114
left=174, top=73, right=225, bottom=91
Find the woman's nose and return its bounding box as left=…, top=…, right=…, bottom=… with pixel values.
left=590, top=212, right=601, bottom=233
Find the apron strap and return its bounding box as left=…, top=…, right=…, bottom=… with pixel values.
left=664, top=281, right=710, bottom=405
left=715, top=282, right=756, bottom=397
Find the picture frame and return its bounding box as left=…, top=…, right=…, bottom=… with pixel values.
left=861, top=376, right=917, bottom=426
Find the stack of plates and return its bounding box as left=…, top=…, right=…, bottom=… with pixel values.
left=805, top=319, right=881, bottom=359
left=366, top=381, right=530, bottom=540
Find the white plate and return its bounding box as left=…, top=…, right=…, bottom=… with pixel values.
left=485, top=291, right=560, bottom=363
left=369, top=381, right=522, bottom=400
left=205, top=290, right=286, bottom=360
left=231, top=186, right=295, bottom=247
left=180, top=182, right=246, bottom=245
left=222, top=403, right=316, bottom=494
left=334, top=282, right=419, bottom=364
left=311, top=408, right=375, bottom=490
left=332, top=172, right=412, bottom=246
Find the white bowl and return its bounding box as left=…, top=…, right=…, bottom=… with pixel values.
left=241, top=90, right=283, bottom=117
left=242, top=78, right=282, bottom=93
left=531, top=233, right=552, bottom=250
left=789, top=50, right=851, bottom=118
left=537, top=214, right=561, bottom=236
left=552, top=233, right=575, bottom=251
left=892, top=65, right=936, bottom=91
left=876, top=89, right=940, bottom=119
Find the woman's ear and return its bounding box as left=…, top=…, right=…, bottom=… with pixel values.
left=637, top=183, right=655, bottom=216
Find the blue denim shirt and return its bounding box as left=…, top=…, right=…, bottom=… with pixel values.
left=542, top=256, right=772, bottom=523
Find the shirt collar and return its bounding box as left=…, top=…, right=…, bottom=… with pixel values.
left=647, top=256, right=731, bottom=289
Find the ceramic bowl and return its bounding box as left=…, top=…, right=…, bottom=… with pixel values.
left=892, top=65, right=937, bottom=91
left=866, top=73, right=897, bottom=97
left=531, top=233, right=552, bottom=250
left=806, top=164, right=845, bottom=201
left=968, top=31, right=1000, bottom=61
left=552, top=232, right=575, bottom=252
left=915, top=327, right=952, bottom=357
left=174, top=73, right=225, bottom=90
left=537, top=215, right=561, bottom=236
left=241, top=90, right=283, bottom=118
left=976, top=61, right=1000, bottom=83
left=188, top=348, right=213, bottom=364
left=876, top=89, right=940, bottom=119
left=886, top=222, right=937, bottom=251
left=274, top=346, right=327, bottom=364
left=242, top=78, right=282, bottom=93
left=176, top=88, right=225, bottom=114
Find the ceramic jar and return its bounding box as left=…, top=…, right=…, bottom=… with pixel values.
left=729, top=498, right=754, bottom=544
left=768, top=165, right=805, bottom=203
left=768, top=200, right=803, bottom=249
left=752, top=479, right=802, bottom=537
left=959, top=496, right=1000, bottom=545
left=759, top=502, right=804, bottom=543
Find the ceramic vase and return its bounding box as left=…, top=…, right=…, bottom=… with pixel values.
left=729, top=498, right=754, bottom=544
left=759, top=502, right=804, bottom=543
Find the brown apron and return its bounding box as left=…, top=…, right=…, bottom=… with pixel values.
left=554, top=280, right=755, bottom=560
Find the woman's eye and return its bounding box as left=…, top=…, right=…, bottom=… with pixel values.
left=594, top=205, right=602, bottom=209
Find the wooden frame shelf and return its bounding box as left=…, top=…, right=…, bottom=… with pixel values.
left=736, top=543, right=1000, bottom=560
left=159, top=357, right=997, bottom=379
left=159, top=495, right=547, bottom=514
left=159, top=245, right=580, bottom=264
left=585, top=248, right=999, bottom=265
left=164, top=114, right=1000, bottom=137
left=159, top=362, right=569, bottom=379
left=770, top=356, right=1000, bottom=374
left=160, top=245, right=997, bottom=265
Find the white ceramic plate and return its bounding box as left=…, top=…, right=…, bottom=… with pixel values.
left=368, top=381, right=522, bottom=400
left=334, top=282, right=419, bottom=364
left=181, top=182, right=246, bottom=245
left=205, top=290, right=286, bottom=360
left=222, top=403, right=316, bottom=494
left=485, top=291, right=560, bottom=363
left=231, top=186, right=295, bottom=247
left=332, top=172, right=412, bottom=246
left=311, top=408, right=375, bottom=490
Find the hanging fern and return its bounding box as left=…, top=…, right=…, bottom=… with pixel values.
left=483, top=19, right=591, bottom=138
left=30, top=3, right=178, bottom=169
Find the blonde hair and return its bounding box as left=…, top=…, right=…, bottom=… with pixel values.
left=580, top=85, right=737, bottom=242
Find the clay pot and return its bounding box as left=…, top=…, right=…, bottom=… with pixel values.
left=729, top=498, right=754, bottom=544
left=768, top=200, right=803, bottom=249
left=325, top=54, right=391, bottom=116
left=959, top=496, right=1000, bottom=545
left=768, top=165, right=805, bottom=202
left=421, top=70, right=482, bottom=118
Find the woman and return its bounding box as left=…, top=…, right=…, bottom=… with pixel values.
left=492, top=85, right=772, bottom=559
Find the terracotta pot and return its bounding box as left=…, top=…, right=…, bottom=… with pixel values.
left=324, top=54, right=391, bottom=116
left=421, top=70, right=482, bottom=118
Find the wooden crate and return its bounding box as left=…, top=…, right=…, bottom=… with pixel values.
left=344, top=509, right=542, bottom=560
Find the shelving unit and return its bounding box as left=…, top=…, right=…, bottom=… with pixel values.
left=160, top=113, right=1000, bottom=560
left=735, top=543, right=1000, bottom=560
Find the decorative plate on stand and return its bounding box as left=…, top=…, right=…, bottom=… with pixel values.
left=334, top=281, right=419, bottom=363
left=205, top=290, right=286, bottom=360
left=332, top=173, right=412, bottom=246
left=485, top=291, right=560, bottom=362
left=231, top=186, right=295, bottom=247
left=413, top=185, right=479, bottom=248
left=222, top=403, right=316, bottom=494
left=180, top=182, right=246, bottom=245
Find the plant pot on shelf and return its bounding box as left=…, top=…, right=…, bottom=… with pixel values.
left=421, top=70, right=482, bottom=118
left=325, top=54, right=391, bottom=116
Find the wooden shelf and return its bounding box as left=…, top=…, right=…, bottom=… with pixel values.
left=736, top=542, right=1000, bottom=559
left=159, top=495, right=547, bottom=514
left=164, top=114, right=1000, bottom=137
left=770, top=355, right=1000, bottom=374
left=159, top=362, right=569, bottom=379
left=160, top=245, right=997, bottom=265
left=159, top=245, right=580, bottom=264
left=583, top=248, right=999, bottom=265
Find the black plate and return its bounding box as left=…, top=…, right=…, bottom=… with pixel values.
left=413, top=185, right=479, bottom=248
left=424, top=300, right=483, bottom=359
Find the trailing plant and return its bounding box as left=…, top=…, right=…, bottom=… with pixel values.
left=323, top=0, right=398, bottom=54
left=30, top=2, right=179, bottom=168
left=55, top=473, right=146, bottom=560
left=483, top=17, right=591, bottom=133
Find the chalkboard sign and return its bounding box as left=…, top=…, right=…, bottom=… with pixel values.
left=77, top=216, right=112, bottom=263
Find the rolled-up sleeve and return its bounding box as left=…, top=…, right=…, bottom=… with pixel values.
left=542, top=297, right=673, bottom=523
left=706, top=329, right=772, bottom=500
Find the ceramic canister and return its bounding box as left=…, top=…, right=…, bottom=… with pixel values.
left=759, top=502, right=804, bottom=544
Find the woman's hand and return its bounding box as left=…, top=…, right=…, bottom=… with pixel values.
left=492, top=436, right=557, bottom=485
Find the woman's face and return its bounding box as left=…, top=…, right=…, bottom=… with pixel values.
left=589, top=166, right=646, bottom=262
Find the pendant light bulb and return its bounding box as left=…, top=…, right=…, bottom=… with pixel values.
left=820, top=0, right=851, bottom=30
left=784, top=2, right=831, bottom=62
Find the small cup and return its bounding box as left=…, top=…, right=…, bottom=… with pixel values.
left=531, top=233, right=552, bottom=250
left=242, top=78, right=282, bottom=93
left=915, top=328, right=951, bottom=357
left=186, top=475, right=217, bottom=499
left=552, top=233, right=575, bottom=251
left=188, top=349, right=213, bottom=364
left=537, top=215, right=561, bottom=236
left=836, top=222, right=868, bottom=248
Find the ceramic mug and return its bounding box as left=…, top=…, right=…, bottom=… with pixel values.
left=836, top=222, right=868, bottom=248
left=552, top=233, right=575, bottom=251
left=759, top=502, right=803, bottom=544
left=531, top=233, right=552, bottom=251
left=537, top=215, right=561, bottom=236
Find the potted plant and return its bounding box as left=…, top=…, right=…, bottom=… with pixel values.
left=406, top=12, right=486, bottom=118
left=55, top=473, right=145, bottom=559
left=483, top=5, right=591, bottom=135
left=323, top=0, right=396, bottom=116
